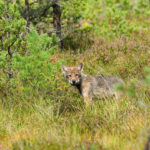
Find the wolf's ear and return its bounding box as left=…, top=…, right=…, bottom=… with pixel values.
left=62, top=65, right=68, bottom=74
left=78, top=63, right=83, bottom=71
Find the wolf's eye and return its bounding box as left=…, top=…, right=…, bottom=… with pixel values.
left=67, top=75, right=71, bottom=78
left=75, top=74, right=79, bottom=76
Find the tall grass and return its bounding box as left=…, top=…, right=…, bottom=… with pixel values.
left=0, top=31, right=150, bottom=149
left=0, top=0, right=150, bottom=150
left=0, top=96, right=149, bottom=150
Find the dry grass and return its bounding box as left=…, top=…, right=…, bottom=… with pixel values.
left=0, top=97, right=149, bottom=150
left=0, top=1, right=150, bottom=149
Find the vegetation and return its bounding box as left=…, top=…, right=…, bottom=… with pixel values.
left=0, top=0, right=150, bottom=150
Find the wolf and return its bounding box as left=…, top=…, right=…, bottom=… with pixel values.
left=62, top=63, right=124, bottom=104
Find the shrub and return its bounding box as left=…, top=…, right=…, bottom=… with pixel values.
left=0, top=1, right=65, bottom=99
left=11, top=29, right=64, bottom=97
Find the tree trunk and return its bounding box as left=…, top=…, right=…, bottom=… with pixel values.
left=52, top=0, right=63, bottom=50
left=25, top=0, right=30, bottom=32
left=144, top=136, right=150, bottom=150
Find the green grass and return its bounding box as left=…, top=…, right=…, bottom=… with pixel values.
left=0, top=0, right=150, bottom=149
left=1, top=33, right=150, bottom=150
left=0, top=38, right=150, bottom=149
left=1, top=35, right=150, bottom=149
left=0, top=96, right=149, bottom=150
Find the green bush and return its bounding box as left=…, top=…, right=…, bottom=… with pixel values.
left=0, top=1, right=26, bottom=80
left=11, top=29, right=64, bottom=97
left=0, top=1, right=65, bottom=98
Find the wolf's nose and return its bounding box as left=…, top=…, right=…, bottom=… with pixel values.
left=72, top=80, right=76, bottom=84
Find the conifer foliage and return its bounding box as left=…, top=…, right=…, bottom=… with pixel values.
left=0, top=1, right=63, bottom=97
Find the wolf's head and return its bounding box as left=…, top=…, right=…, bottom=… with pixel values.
left=62, top=63, right=83, bottom=85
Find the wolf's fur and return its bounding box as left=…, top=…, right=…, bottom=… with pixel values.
left=62, top=63, right=124, bottom=104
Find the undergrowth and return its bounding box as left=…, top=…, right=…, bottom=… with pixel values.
left=0, top=0, right=150, bottom=150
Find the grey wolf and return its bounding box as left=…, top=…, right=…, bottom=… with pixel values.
left=62, top=63, right=124, bottom=104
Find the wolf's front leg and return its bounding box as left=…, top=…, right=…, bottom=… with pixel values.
left=82, top=90, right=92, bottom=106
left=83, top=97, right=93, bottom=106
left=81, top=82, right=93, bottom=106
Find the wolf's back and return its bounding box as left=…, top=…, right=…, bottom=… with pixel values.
left=90, top=76, right=124, bottom=98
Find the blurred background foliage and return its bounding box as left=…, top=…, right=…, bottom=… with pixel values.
left=0, top=0, right=150, bottom=150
